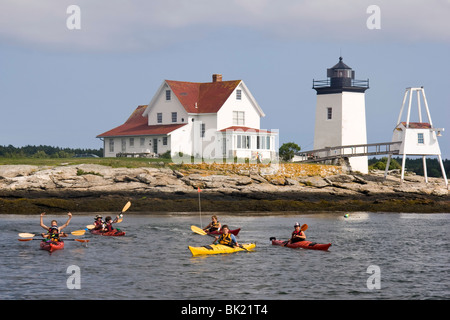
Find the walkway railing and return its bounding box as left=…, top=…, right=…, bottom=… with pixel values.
left=294, top=141, right=402, bottom=162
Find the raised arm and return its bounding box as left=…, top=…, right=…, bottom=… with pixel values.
left=59, top=212, right=73, bottom=231
left=40, top=212, right=49, bottom=230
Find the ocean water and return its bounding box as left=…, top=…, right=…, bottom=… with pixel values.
left=1, top=212, right=449, bottom=300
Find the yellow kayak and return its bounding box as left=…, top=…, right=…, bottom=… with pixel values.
left=188, top=243, right=256, bottom=256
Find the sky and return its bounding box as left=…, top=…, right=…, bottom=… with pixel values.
left=0, top=0, right=449, bottom=158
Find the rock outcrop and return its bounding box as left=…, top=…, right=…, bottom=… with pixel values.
left=0, top=163, right=448, bottom=213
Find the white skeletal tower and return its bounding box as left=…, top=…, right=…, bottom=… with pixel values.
left=313, top=57, right=370, bottom=173
left=385, top=87, right=447, bottom=187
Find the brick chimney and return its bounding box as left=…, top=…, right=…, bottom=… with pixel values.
left=212, top=74, right=222, bottom=82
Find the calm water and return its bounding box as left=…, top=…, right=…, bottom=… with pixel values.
left=0, top=212, right=449, bottom=300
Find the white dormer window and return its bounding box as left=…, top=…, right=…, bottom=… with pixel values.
left=236, top=90, right=242, bottom=100
left=166, top=90, right=171, bottom=101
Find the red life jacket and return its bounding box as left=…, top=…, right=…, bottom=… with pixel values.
left=291, top=229, right=305, bottom=242
left=105, top=223, right=114, bottom=232
left=94, top=220, right=103, bottom=230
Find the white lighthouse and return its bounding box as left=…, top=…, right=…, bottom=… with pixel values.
left=312, top=57, right=370, bottom=173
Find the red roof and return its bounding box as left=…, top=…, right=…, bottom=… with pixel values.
left=166, top=80, right=241, bottom=113
left=97, top=105, right=186, bottom=137
left=401, top=122, right=431, bottom=129
left=219, top=126, right=272, bottom=134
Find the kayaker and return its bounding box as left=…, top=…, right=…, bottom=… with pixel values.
left=289, top=222, right=306, bottom=244
left=93, top=214, right=104, bottom=230
left=213, top=225, right=239, bottom=247
left=103, top=216, right=119, bottom=232
left=203, top=215, right=221, bottom=233
left=40, top=212, right=72, bottom=238
left=42, top=226, right=62, bottom=242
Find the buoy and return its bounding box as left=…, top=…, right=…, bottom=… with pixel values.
left=344, top=213, right=349, bottom=218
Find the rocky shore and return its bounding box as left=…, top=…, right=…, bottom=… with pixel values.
left=0, top=163, right=448, bottom=214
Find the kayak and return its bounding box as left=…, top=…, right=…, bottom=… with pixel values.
left=40, top=240, right=65, bottom=252
left=207, top=228, right=241, bottom=236
left=90, top=229, right=126, bottom=236
left=271, top=238, right=331, bottom=251
left=188, top=243, right=256, bottom=256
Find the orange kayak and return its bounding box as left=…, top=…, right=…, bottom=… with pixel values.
left=40, top=240, right=65, bottom=252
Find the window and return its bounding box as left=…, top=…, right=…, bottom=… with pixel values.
left=266, top=136, right=270, bottom=150
left=327, top=107, right=332, bottom=120
left=236, top=90, right=242, bottom=100
left=109, top=139, right=114, bottom=152
left=418, top=133, right=424, bottom=144
left=233, top=111, right=245, bottom=126
left=236, top=135, right=251, bottom=149
left=257, top=136, right=266, bottom=149
left=172, top=112, right=177, bottom=123
left=245, top=136, right=251, bottom=149
left=166, top=90, right=171, bottom=101
left=163, top=137, right=168, bottom=145
left=157, top=113, right=162, bottom=123
left=201, top=123, right=205, bottom=138
left=129, top=138, right=134, bottom=147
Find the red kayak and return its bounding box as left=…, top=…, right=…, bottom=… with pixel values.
left=90, top=229, right=126, bottom=236
left=207, top=228, right=240, bottom=236
left=40, top=240, right=65, bottom=252
left=270, top=237, right=331, bottom=251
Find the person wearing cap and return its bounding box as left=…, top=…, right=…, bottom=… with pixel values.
left=40, top=212, right=72, bottom=239
left=288, top=222, right=306, bottom=244
left=93, top=214, right=104, bottom=230
left=42, top=226, right=62, bottom=242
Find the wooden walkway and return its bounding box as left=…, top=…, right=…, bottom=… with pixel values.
left=294, top=141, right=402, bottom=162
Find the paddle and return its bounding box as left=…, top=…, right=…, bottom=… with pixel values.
left=18, top=238, right=89, bottom=243
left=71, top=225, right=94, bottom=236
left=191, top=225, right=211, bottom=236
left=115, top=201, right=131, bottom=223
left=18, top=233, right=38, bottom=238
left=19, top=231, right=73, bottom=238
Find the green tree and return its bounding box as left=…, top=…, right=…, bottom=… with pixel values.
left=369, top=157, right=401, bottom=170
left=279, top=142, right=301, bottom=162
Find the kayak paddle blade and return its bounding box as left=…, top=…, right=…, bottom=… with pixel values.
left=18, top=233, right=36, bottom=238
left=122, top=201, right=131, bottom=213
left=191, top=225, right=207, bottom=236
left=71, top=230, right=86, bottom=236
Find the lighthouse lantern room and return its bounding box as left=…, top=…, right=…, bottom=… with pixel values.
left=312, top=57, right=370, bottom=173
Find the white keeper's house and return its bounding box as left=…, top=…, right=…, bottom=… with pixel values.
left=97, top=74, right=277, bottom=162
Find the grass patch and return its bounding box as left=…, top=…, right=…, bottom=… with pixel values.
left=0, top=157, right=172, bottom=168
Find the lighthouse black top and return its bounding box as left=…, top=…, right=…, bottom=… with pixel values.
left=313, top=57, right=369, bottom=94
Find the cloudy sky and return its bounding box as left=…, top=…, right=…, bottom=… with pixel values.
left=0, top=0, right=449, bottom=159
